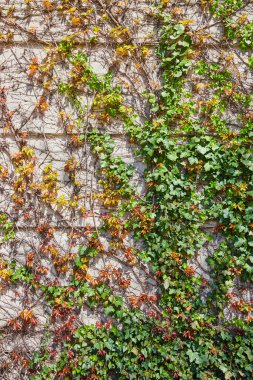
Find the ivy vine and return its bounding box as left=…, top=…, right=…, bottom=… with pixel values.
left=0, top=0, right=252, bottom=379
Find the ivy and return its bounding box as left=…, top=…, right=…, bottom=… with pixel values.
left=3, top=0, right=251, bottom=378
left=0, top=213, right=15, bottom=243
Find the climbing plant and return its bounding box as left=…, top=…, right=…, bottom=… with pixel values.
left=0, top=0, right=252, bottom=379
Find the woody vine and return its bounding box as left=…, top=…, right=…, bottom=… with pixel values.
left=0, top=0, right=252, bottom=379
